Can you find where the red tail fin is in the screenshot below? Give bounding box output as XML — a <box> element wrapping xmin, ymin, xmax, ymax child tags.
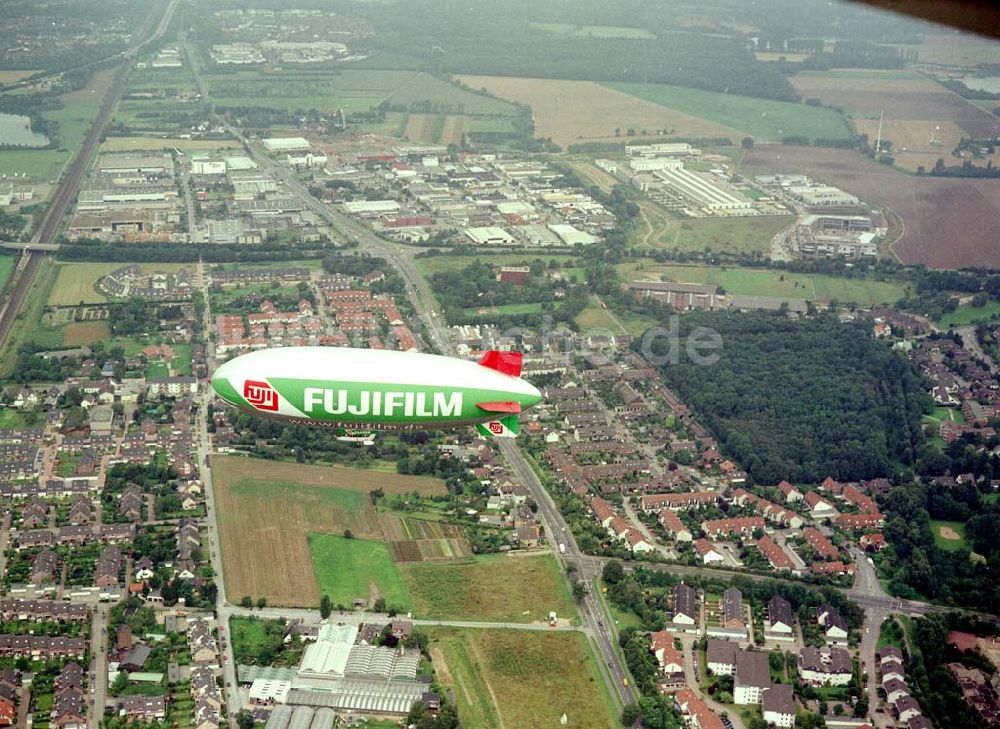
<box><xmin>478</xmin><ymin>350</ymin><xmax>522</xmax><ymax>377</ymax></box>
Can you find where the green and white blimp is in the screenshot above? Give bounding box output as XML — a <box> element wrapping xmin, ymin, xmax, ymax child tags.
<box><xmin>210</xmin><ymin>347</ymin><xmax>541</xmax><ymax>438</ymax></box>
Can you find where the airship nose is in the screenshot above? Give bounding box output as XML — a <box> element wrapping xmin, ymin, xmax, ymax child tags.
<box><xmin>210</xmin><ymin>359</ymin><xmax>237</xmax><ymax>403</ymax></box>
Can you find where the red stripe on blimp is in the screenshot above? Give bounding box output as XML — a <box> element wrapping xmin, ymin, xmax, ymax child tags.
<box><xmin>476</xmin><ymin>401</ymin><xmax>522</xmax><ymax>413</ymax></box>
<box><xmin>478</xmin><ymin>350</ymin><xmax>522</xmax><ymax>377</ymax></box>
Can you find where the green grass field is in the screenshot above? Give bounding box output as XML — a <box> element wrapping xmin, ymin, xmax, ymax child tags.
<box><xmin>0</xmin><ymin>409</ymin><xmax>45</xmax><ymax>428</ymax></box>
<box><xmin>929</xmin><ymin>519</ymin><xmax>969</xmax><ymax>552</ymax></box>
<box><xmin>309</xmin><ymin>533</ymin><xmax>410</xmax><ymax>607</ymax></box>
<box><xmin>0</xmin><ymin>257</ymin><xmax>58</xmax><ymax>376</ymax></box>
<box><xmin>428</xmin><ymin>627</ymin><xmax>618</xmax><ymax>729</ymax></box>
<box><xmin>938</xmin><ymin>300</ymin><xmax>1000</xmax><ymax>328</ymax></box>
<box><xmin>205</xmin><ymin>69</ymin><xmax>519</xmax><ymax>117</ymax></box>
<box><xmin>0</xmin><ymin>91</ymin><xmax>102</xmax><ymax>180</ymax></box>
<box><xmin>618</xmin><ymin>262</ymin><xmax>908</xmax><ymax>306</ymax></box>
<box><xmin>146</xmin><ymin>361</ymin><xmax>169</xmax><ymax>379</ymax></box>
<box><xmin>400</xmin><ymin>554</ymin><xmax>577</xmax><ymax>623</ymax></box>
<box><xmin>413</xmin><ymin>253</ymin><xmax>579</xmax><ymax>277</ymax></box>
<box><xmin>607</xmin><ymin>82</ymin><xmax>852</xmax><ymax>142</ymax></box>
<box><xmin>47</xmin><ymin>262</ymin><xmax>190</xmax><ymax>306</ymax></box>
<box><xmin>460</xmin><ymin>302</ymin><xmax>543</xmax><ymax>318</ymax></box>
<box><xmin>0</xmin><ymin>255</ymin><xmax>15</xmax><ymax>295</ymax></box>
<box><xmin>666</xmin><ymin>215</ymin><xmax>796</xmax><ymax>255</ymax></box>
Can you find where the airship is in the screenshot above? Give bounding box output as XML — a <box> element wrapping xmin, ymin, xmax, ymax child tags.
<box><xmin>210</xmin><ymin>347</ymin><xmax>541</xmax><ymax>438</ymax></box>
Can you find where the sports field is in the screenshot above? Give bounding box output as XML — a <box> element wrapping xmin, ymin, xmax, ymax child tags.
<box><xmin>212</xmin><ymin>455</ymin><xmax>445</xmax><ymax>606</ymax></box>
<box><xmin>47</xmin><ymin>262</ymin><xmax>190</xmax><ymax>306</ymax></box>
<box><xmin>457</xmin><ymin>75</ymin><xmax>737</xmax><ymax>147</ymax></box>
<box><xmin>608</xmin><ymin>81</ymin><xmax>852</xmax><ymax>142</ymax></box>
<box><xmin>309</xmin><ymin>533</ymin><xmax>410</xmax><ymax>607</ymax></box>
<box><xmin>428</xmin><ymin>627</ymin><xmax>617</xmax><ymax>729</ymax></box>
<box><xmin>929</xmin><ymin>520</ymin><xmax>969</xmax><ymax>552</ymax></box>
<box><xmin>620</xmin><ymin>262</ymin><xmax>908</xmax><ymax>306</ymax></box>
<box><xmin>400</xmin><ymin>553</ymin><xmax>576</xmax><ymax>623</ymax></box>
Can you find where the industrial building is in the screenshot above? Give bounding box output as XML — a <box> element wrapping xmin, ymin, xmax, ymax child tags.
<box><xmin>787</xmin><ymin>184</ymin><xmax>860</xmax><ymax>207</ymax></box>
<box><xmin>647</xmin><ymin>164</ymin><xmax>753</xmax><ymax>214</ymax></box>
<box><xmin>465</xmin><ymin>226</ymin><xmax>515</xmax><ymax>245</ymax></box>
<box><xmin>262</xmin><ymin>137</ymin><xmax>311</xmax><ymax>153</ymax></box>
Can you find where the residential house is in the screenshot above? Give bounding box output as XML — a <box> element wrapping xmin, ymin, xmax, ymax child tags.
<box><xmin>734</xmin><ymin>650</ymin><xmax>771</xmax><ymax>705</ymax></box>
<box><xmin>762</xmin><ymin>684</ymin><xmax>795</xmax><ymax>728</ymax></box>
<box><xmin>757</xmin><ymin>536</ymin><xmax>795</xmax><ymax>573</ymax></box>
<box><xmin>764</xmin><ymin>596</ymin><xmax>794</xmax><ymax>642</ymax></box>
<box><xmin>706</xmin><ymin>638</ymin><xmax>737</xmax><ymax>676</ymax></box>
<box><xmin>798</xmin><ymin>647</ymin><xmax>853</xmax><ymax>686</ymax></box>
<box><xmin>673</xmin><ymin>688</ymin><xmax>725</xmax><ymax>729</ymax></box>
<box><xmin>702</xmin><ymin>516</ymin><xmax>764</xmax><ymax>540</ymax></box>
<box><xmin>777</xmin><ymin>481</ymin><xmax>803</xmax><ymax>503</ymax></box>
<box><xmin>694</xmin><ymin>538</ymin><xmax>725</xmax><ymax>565</ymax></box>
<box><xmin>803</xmin><ymin>527</ymin><xmax>839</xmax><ymax>561</ymax></box>
<box><xmin>668</xmin><ymin>583</ymin><xmax>699</xmax><ymax>634</ymax></box>
<box><xmin>804</xmin><ymin>491</ymin><xmax>837</xmax><ymax>520</ymax></box>
<box><xmin>658</xmin><ymin>509</ymin><xmax>693</xmax><ymax>542</ymax></box>
<box><xmin>711</xmin><ymin>587</ymin><xmax>747</xmax><ymax>641</ymax></box>
<box><xmin>650</xmin><ymin>631</ymin><xmax>685</xmax><ymax>690</ymax></box>
<box><xmin>859</xmin><ymin>533</ymin><xmax>887</xmax><ymax>551</ymax></box>
<box><xmin>118</xmin><ymin>696</ymin><xmax>166</xmax><ymax>722</ymax></box>
<box><xmin>817</xmin><ymin>603</ymin><xmax>849</xmax><ymax>645</ymax></box>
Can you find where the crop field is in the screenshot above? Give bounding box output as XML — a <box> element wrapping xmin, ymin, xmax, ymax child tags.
<box><xmin>211</xmin><ymin>455</ymin><xmax>445</xmax><ymax>606</ymax></box>
<box><xmin>61</xmin><ymin>322</ymin><xmax>110</xmax><ymax>347</ymax></box>
<box><xmin>528</xmin><ymin>22</ymin><xmax>656</xmax><ymax>39</ymax></box>
<box><xmin>428</xmin><ymin>628</ymin><xmax>617</xmax><ymax>729</ymax></box>
<box><xmin>608</xmin><ymin>81</ymin><xmax>852</xmax><ymax>142</ymax></box>
<box><xmin>309</xmin><ymin>533</ymin><xmax>410</xmax><ymax>607</ymax></box>
<box><xmin>47</xmin><ymin>262</ymin><xmax>190</xmax><ymax>306</ymax></box>
<box><xmin>379</xmin><ymin>513</ymin><xmax>471</xmax><ymax>563</ymax></box>
<box><xmin>741</xmin><ymin>145</ymin><xmax>1000</xmax><ymax>269</ymax></box>
<box><xmin>620</xmin><ymin>262</ymin><xmax>908</xmax><ymax>306</ymax></box>
<box><xmin>400</xmin><ymin>553</ymin><xmax>576</xmax><ymax>623</ymax></box>
<box><xmin>439</xmin><ymin>115</ymin><xmax>465</xmax><ymax>146</ymax></box>
<box><xmin>788</xmin><ymin>70</ymin><xmax>1000</xmax><ymax>170</ymax></box>
<box><xmin>890</xmin><ymin>33</ymin><xmax>1000</xmax><ymax>67</ymax></box>
<box><xmin>402</xmin><ymin>113</ymin><xmax>442</xmax><ymax>144</ymax></box>
<box><xmin>0</xmin><ymin>70</ymin><xmax>40</xmax><ymax>84</ymax></box>
<box><xmin>100</xmin><ymin>137</ymin><xmax>241</xmax><ymax>152</ymax></box>
<box><xmin>457</xmin><ymin>75</ymin><xmax>737</xmax><ymax>147</ymax></box>
<box><xmin>205</xmin><ymin>70</ymin><xmax>518</xmax><ymax>118</ymax></box>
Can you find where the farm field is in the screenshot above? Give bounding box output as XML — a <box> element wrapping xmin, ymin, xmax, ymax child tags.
<box><xmin>309</xmin><ymin>533</ymin><xmax>410</xmax><ymax>607</ymax></box>
<box><xmin>47</xmin><ymin>262</ymin><xmax>190</xmax><ymax>306</ymax></box>
<box><xmin>211</xmin><ymin>455</ymin><xmax>445</xmax><ymax>606</ymax></box>
<box><xmin>930</xmin><ymin>519</ymin><xmax>969</xmax><ymax>552</ymax></box>
<box><xmin>608</xmin><ymin>81</ymin><xmax>852</xmax><ymax>142</ymax></box>
<box><xmin>890</xmin><ymin>33</ymin><xmax>1000</xmax><ymax>67</ymax></box>
<box><xmin>938</xmin><ymin>300</ymin><xmax>1000</xmax><ymax>327</ymax></box>
<box><xmin>427</xmin><ymin>627</ymin><xmax>617</xmax><ymax>729</ymax></box>
<box><xmin>741</xmin><ymin>145</ymin><xmax>1000</xmax><ymax>269</ymax></box>
<box><xmin>620</xmin><ymin>262</ymin><xmax>909</xmax><ymax>306</ymax></box>
<box><xmin>456</xmin><ymin>75</ymin><xmax>738</xmax><ymax>148</ymax></box>
<box><xmin>529</xmin><ymin>22</ymin><xmax>655</xmax><ymax>39</ymax></box>
<box><xmin>205</xmin><ymin>70</ymin><xmax>518</xmax><ymax>117</ymax></box>
<box><xmin>378</xmin><ymin>513</ymin><xmax>471</xmax><ymax>563</ymax></box>
<box><xmin>100</xmin><ymin>137</ymin><xmax>241</xmax><ymax>152</ymax></box>
<box><xmin>400</xmin><ymin>553</ymin><xmax>576</xmax><ymax>623</ymax></box>
<box><xmin>788</xmin><ymin>69</ymin><xmax>1000</xmax><ymax>171</ymax></box>
<box><xmin>61</xmin><ymin>322</ymin><xmax>110</xmax><ymax>347</ymax></box>
<box><xmin>0</xmin><ymin>70</ymin><xmax>40</xmax><ymax>84</ymax></box>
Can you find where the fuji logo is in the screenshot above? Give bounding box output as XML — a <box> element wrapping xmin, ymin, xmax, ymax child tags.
<box><xmin>488</xmin><ymin>421</ymin><xmax>504</xmax><ymax>435</ymax></box>
<box><xmin>244</xmin><ymin>379</ymin><xmax>279</xmax><ymax>411</ymax></box>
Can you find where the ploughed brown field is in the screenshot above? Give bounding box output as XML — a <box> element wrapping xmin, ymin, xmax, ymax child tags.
<box><xmin>211</xmin><ymin>455</ymin><xmax>446</xmax><ymax>606</ymax></box>
<box><xmin>456</xmin><ymin>75</ymin><xmax>738</xmax><ymax>147</ymax></box>
<box><xmin>742</xmin><ymin>146</ymin><xmax>1000</xmax><ymax>269</ymax></box>
<box><xmin>789</xmin><ymin>73</ymin><xmax>1000</xmax><ymax>172</ymax></box>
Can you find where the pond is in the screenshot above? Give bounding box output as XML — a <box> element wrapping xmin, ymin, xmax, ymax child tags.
<box><xmin>961</xmin><ymin>76</ymin><xmax>1000</xmax><ymax>95</ymax></box>
<box><xmin>0</xmin><ymin>112</ymin><xmax>49</xmax><ymax>147</ymax></box>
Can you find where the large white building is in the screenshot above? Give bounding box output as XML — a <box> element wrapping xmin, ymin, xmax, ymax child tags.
<box><xmin>465</xmin><ymin>226</ymin><xmax>514</xmax><ymax>245</ymax></box>
<box><xmin>262</xmin><ymin>137</ymin><xmax>311</xmax><ymax>153</ymax></box>
<box><xmin>734</xmin><ymin>650</ymin><xmax>771</xmax><ymax>705</ymax></box>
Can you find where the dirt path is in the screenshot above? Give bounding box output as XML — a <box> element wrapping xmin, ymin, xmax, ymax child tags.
<box><xmin>468</xmin><ymin>637</ymin><xmax>507</xmax><ymax>729</ymax></box>
<box><xmin>429</xmin><ymin>646</ymin><xmax>478</xmax><ymax>718</ymax></box>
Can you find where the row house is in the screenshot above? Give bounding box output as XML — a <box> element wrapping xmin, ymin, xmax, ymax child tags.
<box><xmin>30</xmin><ymin>549</ymin><xmax>59</xmax><ymax>585</ymax></box>
<box><xmin>837</xmin><ymin>512</ymin><xmax>884</xmax><ymax>530</ymax></box>
<box><xmin>706</xmin><ymin>587</ymin><xmax>748</xmax><ymax>641</ymax></box>
<box><xmin>674</xmin><ymin>688</ymin><xmax>725</xmax><ymax>729</ymax></box>
<box><xmin>94</xmin><ymin>546</ymin><xmax>122</xmax><ymax>588</ymax></box>
<box><xmin>640</xmin><ymin>491</ymin><xmax>715</xmax><ymax>513</ymax></box>
<box><xmin>803</xmin><ymin>528</ymin><xmax>839</xmax><ymax>561</ymax></box>
<box><xmin>658</xmin><ymin>509</ymin><xmax>692</xmax><ymax>542</ymax></box>
<box><xmin>649</xmin><ymin>631</ymin><xmax>685</xmax><ymax>691</ymax></box>
<box><xmin>702</xmin><ymin>516</ymin><xmax>765</xmax><ymax>540</ymax></box>
<box><xmin>757</xmin><ymin>536</ymin><xmax>796</xmax><ymax>573</ymax></box>
<box><xmin>730</xmin><ymin>489</ymin><xmax>803</xmax><ymax>528</ymax></box>
<box><xmin>0</xmin><ymin>635</ymin><xmax>86</xmax><ymax>660</ymax></box>
<box><xmin>777</xmin><ymin>480</ymin><xmax>803</xmax><ymax>503</ymax></box>
<box><xmin>0</xmin><ymin>599</ymin><xmax>87</xmax><ymax>623</ymax></box>
<box><xmin>53</xmin><ymin>663</ymin><xmax>85</xmax><ymax>729</ymax></box>
<box><xmin>694</xmin><ymin>538</ymin><xmax>724</xmax><ymax>565</ymax></box>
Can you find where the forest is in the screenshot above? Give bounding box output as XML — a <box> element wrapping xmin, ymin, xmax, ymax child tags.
<box><xmin>651</xmin><ymin>311</ymin><xmax>929</xmax><ymax>484</ymax></box>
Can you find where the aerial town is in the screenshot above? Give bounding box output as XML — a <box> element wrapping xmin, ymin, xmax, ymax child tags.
<box><xmin>2</xmin><ymin>1</ymin><xmax>1000</xmax><ymax>728</ymax></box>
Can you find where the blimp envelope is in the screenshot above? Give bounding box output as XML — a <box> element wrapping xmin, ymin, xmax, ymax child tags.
<box><xmin>211</xmin><ymin>347</ymin><xmax>541</xmax><ymax>436</ymax></box>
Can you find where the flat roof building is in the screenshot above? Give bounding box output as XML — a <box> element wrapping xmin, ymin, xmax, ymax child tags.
<box><xmin>262</xmin><ymin>137</ymin><xmax>311</xmax><ymax>153</ymax></box>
